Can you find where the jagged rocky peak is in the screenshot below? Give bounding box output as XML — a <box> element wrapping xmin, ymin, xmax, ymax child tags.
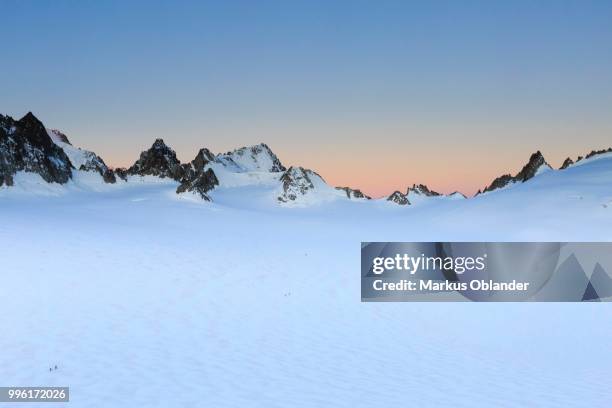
<box><xmin>218</xmin><ymin>143</ymin><xmax>286</xmax><ymax>172</ymax></box>
<box><xmin>176</xmin><ymin>168</ymin><xmax>219</xmax><ymax>201</ymax></box>
<box><xmin>176</xmin><ymin>148</ymin><xmax>220</xmax><ymax>200</ymax></box>
<box><xmin>482</xmin><ymin>151</ymin><xmax>551</xmax><ymax>194</ymax></box>
<box><xmin>387</xmin><ymin>191</ymin><xmax>410</xmax><ymax>205</ymax></box>
<box><xmin>335</xmin><ymin>186</ymin><xmax>371</xmax><ymax>200</ymax></box>
<box><xmin>560</xmin><ymin>157</ymin><xmax>574</xmax><ymax>170</ymax></box>
<box><xmin>48</xmin><ymin>128</ymin><xmax>116</xmax><ymax>183</ymax></box>
<box><xmin>407</xmin><ymin>183</ymin><xmax>441</xmax><ymax>197</ymax></box>
<box><xmin>0</xmin><ymin>112</ymin><xmax>73</xmax><ymax>186</ymax></box>
<box><xmin>178</xmin><ymin>147</ymin><xmax>216</xmax><ymax>183</ymax></box>
<box><xmin>278</xmin><ymin>166</ymin><xmax>322</xmax><ymax>202</ymax></box>
<box><xmin>514</xmin><ymin>151</ymin><xmax>550</xmax><ymax>182</ymax></box>
<box><xmin>128</xmin><ymin>138</ymin><xmax>185</xmax><ymax>181</ymax></box>
<box><xmin>192</xmin><ymin>148</ymin><xmax>216</xmax><ymax>170</ymax></box>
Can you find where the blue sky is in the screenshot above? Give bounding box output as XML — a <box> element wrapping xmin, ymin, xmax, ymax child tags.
<box><xmin>2</xmin><ymin>0</ymin><xmax>612</xmax><ymax>195</ymax></box>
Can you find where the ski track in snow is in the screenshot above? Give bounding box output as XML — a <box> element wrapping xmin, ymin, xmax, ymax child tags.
<box><xmin>1</xmin><ymin>156</ymin><xmax>612</xmax><ymax>407</ymax></box>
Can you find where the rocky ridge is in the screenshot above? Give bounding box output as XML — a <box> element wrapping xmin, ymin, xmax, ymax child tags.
<box><xmin>176</xmin><ymin>148</ymin><xmax>219</xmax><ymax>200</ymax></box>
<box><xmin>335</xmin><ymin>186</ymin><xmax>371</xmax><ymax>200</ymax></box>
<box><xmin>5</xmin><ymin>112</ymin><xmax>612</xmax><ymax>206</ymax></box>
<box><xmin>560</xmin><ymin>148</ymin><xmax>612</xmax><ymax>170</ymax></box>
<box><xmin>387</xmin><ymin>191</ymin><xmax>410</xmax><ymax>205</ymax></box>
<box><xmin>480</xmin><ymin>151</ymin><xmax>551</xmax><ymax>194</ymax></box>
<box><xmin>48</xmin><ymin>129</ymin><xmax>116</xmax><ymax>183</ymax></box>
<box><xmin>0</xmin><ymin>112</ymin><xmax>73</xmax><ymax>186</ymax></box>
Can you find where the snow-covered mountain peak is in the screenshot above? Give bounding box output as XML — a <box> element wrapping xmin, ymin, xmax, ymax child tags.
<box><xmin>407</xmin><ymin>183</ymin><xmax>441</xmax><ymax>197</ymax></box>
<box><xmin>217</xmin><ymin>143</ymin><xmax>286</xmax><ymax>173</ymax></box>
<box><xmin>277</xmin><ymin>166</ymin><xmax>325</xmax><ymax>203</ymax></box>
<box><xmin>6</xmin><ymin>112</ymin><xmax>612</xmax><ymax>213</ymax></box>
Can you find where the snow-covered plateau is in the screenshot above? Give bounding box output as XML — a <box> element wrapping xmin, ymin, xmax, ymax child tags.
<box><xmin>1</xmin><ymin>113</ymin><xmax>611</xmax><ymax>407</ymax></box>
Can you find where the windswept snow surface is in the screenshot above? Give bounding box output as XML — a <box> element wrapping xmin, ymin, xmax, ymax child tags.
<box><xmin>1</xmin><ymin>154</ymin><xmax>612</xmax><ymax>407</ymax></box>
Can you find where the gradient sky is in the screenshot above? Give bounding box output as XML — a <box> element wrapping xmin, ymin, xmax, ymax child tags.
<box><xmin>2</xmin><ymin>0</ymin><xmax>612</xmax><ymax>197</ymax></box>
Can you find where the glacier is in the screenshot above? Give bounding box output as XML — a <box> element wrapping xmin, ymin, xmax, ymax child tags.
<box><xmin>1</xmin><ymin>138</ymin><xmax>612</xmax><ymax>407</ymax></box>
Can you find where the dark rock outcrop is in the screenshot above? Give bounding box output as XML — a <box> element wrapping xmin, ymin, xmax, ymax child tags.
<box><xmin>113</xmin><ymin>167</ymin><xmax>128</xmax><ymax>181</ymax></box>
<box><xmin>128</xmin><ymin>139</ymin><xmax>184</xmax><ymax>181</ymax></box>
<box><xmin>180</xmin><ymin>147</ymin><xmax>216</xmax><ymax>182</ymax></box>
<box><xmin>560</xmin><ymin>157</ymin><xmax>574</xmax><ymax>170</ymax></box>
<box><xmin>102</xmin><ymin>170</ymin><xmax>116</xmax><ymax>183</ymax></box>
<box><xmin>482</xmin><ymin>174</ymin><xmax>514</xmax><ymax>194</ymax></box>
<box><xmin>192</xmin><ymin>148</ymin><xmax>215</xmax><ymax>169</ymax></box>
<box><xmin>0</xmin><ymin>112</ymin><xmax>73</xmax><ymax>186</ymax></box>
<box><xmin>387</xmin><ymin>191</ymin><xmax>410</xmax><ymax>205</ymax></box>
<box><xmin>176</xmin><ymin>168</ymin><xmax>218</xmax><ymax>200</ymax></box>
<box><xmin>278</xmin><ymin>166</ymin><xmax>321</xmax><ymax>202</ymax></box>
<box><xmin>335</xmin><ymin>186</ymin><xmax>371</xmax><ymax>200</ymax></box>
<box><xmin>481</xmin><ymin>151</ymin><xmax>551</xmax><ymax>194</ymax></box>
<box><xmin>515</xmin><ymin>151</ymin><xmax>549</xmax><ymax>182</ymax></box>
<box><xmin>176</xmin><ymin>148</ymin><xmax>219</xmax><ymax>200</ymax></box>
<box><xmin>407</xmin><ymin>183</ymin><xmax>441</xmax><ymax>197</ymax></box>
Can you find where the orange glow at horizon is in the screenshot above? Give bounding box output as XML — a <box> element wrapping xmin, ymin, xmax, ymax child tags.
<box><xmin>93</xmin><ymin>121</ymin><xmax>609</xmax><ymax>200</ymax></box>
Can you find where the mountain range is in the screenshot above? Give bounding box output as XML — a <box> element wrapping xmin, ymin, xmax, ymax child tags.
<box><xmin>1</xmin><ymin>112</ymin><xmax>611</xmax><ymax>206</ymax></box>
